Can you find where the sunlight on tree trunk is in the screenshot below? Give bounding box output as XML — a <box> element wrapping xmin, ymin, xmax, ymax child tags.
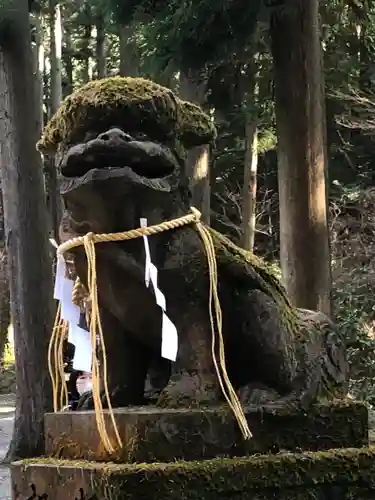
<box><xmin>270</xmin><ymin>0</ymin><xmax>331</xmax><ymax>316</ymax></box>
<box><xmin>0</xmin><ymin>189</ymin><xmax>10</xmax><ymax>365</ymax></box>
<box><xmin>186</xmin><ymin>145</ymin><xmax>211</xmax><ymax>224</ymax></box>
<box><xmin>48</xmin><ymin>0</ymin><xmax>62</xmax><ymax>240</ymax></box>
<box><xmin>241</xmin><ymin>122</ymin><xmax>258</xmax><ymax>252</ymax></box>
<box><xmin>0</xmin><ymin>0</ymin><xmax>54</xmax><ymax>460</ymax></box>
<box><xmin>179</xmin><ymin>70</ymin><xmax>211</xmax><ymax>224</ymax></box>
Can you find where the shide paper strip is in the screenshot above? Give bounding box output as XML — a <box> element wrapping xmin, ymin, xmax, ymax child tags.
<box><xmin>53</xmin><ymin>249</ymin><xmax>92</xmax><ymax>373</ymax></box>
<box><xmin>140</xmin><ymin>218</ymin><xmax>178</xmax><ymax>361</ymax></box>
<box><xmin>69</xmin><ymin>323</ymin><xmax>92</xmax><ymax>373</ymax></box>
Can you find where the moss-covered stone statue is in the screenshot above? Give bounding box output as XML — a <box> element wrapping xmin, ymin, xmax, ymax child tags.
<box><xmin>39</xmin><ymin>76</ymin><xmax>349</xmax><ymax>412</ymax></box>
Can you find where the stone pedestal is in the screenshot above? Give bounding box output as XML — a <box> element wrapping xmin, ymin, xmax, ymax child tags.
<box><xmin>10</xmin><ymin>400</ymin><xmax>374</xmax><ymax>499</ymax></box>
<box><xmin>43</xmin><ymin>400</ymin><xmax>368</xmax><ymax>462</ymax></box>
<box><xmin>11</xmin><ymin>447</ymin><xmax>375</xmax><ymax>500</ymax></box>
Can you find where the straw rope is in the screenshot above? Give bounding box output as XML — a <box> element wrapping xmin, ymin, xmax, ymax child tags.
<box><xmin>48</xmin><ymin>207</ymin><xmax>251</xmax><ymax>453</ymax></box>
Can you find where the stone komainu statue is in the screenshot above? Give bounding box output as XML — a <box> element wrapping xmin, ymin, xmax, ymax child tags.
<box><xmin>38</xmin><ymin>77</ymin><xmax>349</xmax><ymax>411</ymax></box>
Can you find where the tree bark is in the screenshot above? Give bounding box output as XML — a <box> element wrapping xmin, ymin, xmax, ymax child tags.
<box><xmin>0</xmin><ymin>189</ymin><xmax>10</xmax><ymax>365</ymax></box>
<box><xmin>186</xmin><ymin>144</ymin><xmax>211</xmax><ymax>224</ymax></box>
<box><xmin>49</xmin><ymin>0</ymin><xmax>62</xmax><ymax>113</ymax></box>
<box><xmin>31</xmin><ymin>14</ymin><xmax>44</xmax><ymax>136</ymax></box>
<box><xmin>119</xmin><ymin>24</ymin><xmax>139</xmax><ymax>77</ymax></box>
<box><xmin>241</xmin><ymin>122</ymin><xmax>258</xmax><ymax>252</ymax></box>
<box><xmin>45</xmin><ymin>154</ymin><xmax>61</xmax><ymax>241</ymax></box>
<box><xmin>0</xmin><ymin>0</ymin><xmax>54</xmax><ymax>460</ymax></box>
<box><xmin>95</xmin><ymin>14</ymin><xmax>106</xmax><ymax>78</ymax></box>
<box><xmin>63</xmin><ymin>24</ymin><xmax>73</xmax><ymax>96</ymax></box>
<box><xmin>179</xmin><ymin>70</ymin><xmax>211</xmax><ymax>224</ymax></box>
<box><xmin>81</xmin><ymin>10</ymin><xmax>92</xmax><ymax>84</ymax></box>
<box><xmin>270</xmin><ymin>0</ymin><xmax>331</xmax><ymax>315</ymax></box>
<box><xmin>47</xmin><ymin>0</ymin><xmax>62</xmax><ymax>238</ymax></box>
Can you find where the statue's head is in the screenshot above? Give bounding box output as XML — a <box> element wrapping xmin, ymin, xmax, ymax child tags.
<box><xmin>39</xmin><ymin>77</ymin><xmax>216</xmax><ymax>233</ymax></box>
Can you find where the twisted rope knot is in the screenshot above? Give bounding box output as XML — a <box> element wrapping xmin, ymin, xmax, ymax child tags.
<box><xmin>72</xmin><ymin>277</ymin><xmax>87</xmax><ymax>308</ymax></box>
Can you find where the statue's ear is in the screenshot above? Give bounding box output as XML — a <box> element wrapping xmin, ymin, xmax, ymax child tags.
<box><xmin>178</xmin><ymin>100</ymin><xmax>217</xmax><ymax>149</ymax></box>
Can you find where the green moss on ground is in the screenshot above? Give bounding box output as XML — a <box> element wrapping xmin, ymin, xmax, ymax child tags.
<box><xmin>38</xmin><ymin>77</ymin><xmax>216</xmax><ymax>154</ymax></box>
<box><xmin>16</xmin><ymin>446</ymin><xmax>375</xmax><ymax>499</ymax></box>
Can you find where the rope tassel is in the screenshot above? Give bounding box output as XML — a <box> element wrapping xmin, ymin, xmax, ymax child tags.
<box><xmin>49</xmin><ymin>207</ymin><xmax>251</xmax><ymax>454</ymax></box>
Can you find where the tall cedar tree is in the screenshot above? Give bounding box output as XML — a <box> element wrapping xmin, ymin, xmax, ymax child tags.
<box><xmin>270</xmin><ymin>0</ymin><xmax>332</xmax><ymax>315</ymax></box>
<box><xmin>0</xmin><ymin>0</ymin><xmax>54</xmax><ymax>460</ymax></box>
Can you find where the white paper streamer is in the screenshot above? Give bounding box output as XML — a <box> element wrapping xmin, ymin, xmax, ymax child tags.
<box><xmin>140</xmin><ymin>218</ymin><xmax>178</xmax><ymax>361</ymax></box>
<box><xmin>54</xmin><ymin>253</ymin><xmax>92</xmax><ymax>373</ymax></box>
<box><xmin>53</xmin><ymin>255</ymin><xmax>66</xmax><ymax>300</ymax></box>
<box><xmin>69</xmin><ymin>323</ymin><xmax>92</xmax><ymax>373</ymax></box>
<box><xmin>60</xmin><ymin>279</ymin><xmax>81</xmax><ymax>325</ymax></box>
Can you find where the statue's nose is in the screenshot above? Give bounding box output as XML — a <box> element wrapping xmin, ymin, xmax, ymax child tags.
<box><xmin>98</xmin><ymin>128</ymin><xmax>133</xmax><ymax>142</ymax></box>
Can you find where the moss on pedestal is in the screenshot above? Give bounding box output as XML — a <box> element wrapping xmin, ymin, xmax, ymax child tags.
<box><xmin>93</xmin><ymin>447</ymin><xmax>375</xmax><ymax>499</ymax></box>
<box><xmin>13</xmin><ymin>446</ymin><xmax>375</xmax><ymax>500</ymax></box>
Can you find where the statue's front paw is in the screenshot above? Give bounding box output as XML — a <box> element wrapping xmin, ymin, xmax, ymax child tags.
<box><xmin>238</xmin><ymin>383</ymin><xmax>280</xmax><ymax>406</ymax></box>
<box><xmin>157</xmin><ymin>373</ymin><xmax>221</xmax><ymax>408</ymax></box>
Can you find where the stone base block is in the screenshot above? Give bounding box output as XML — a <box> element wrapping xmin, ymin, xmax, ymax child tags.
<box><xmin>45</xmin><ymin>399</ymin><xmax>368</xmax><ymax>462</ymax></box>
<box><xmin>11</xmin><ymin>446</ymin><xmax>375</xmax><ymax>500</ymax></box>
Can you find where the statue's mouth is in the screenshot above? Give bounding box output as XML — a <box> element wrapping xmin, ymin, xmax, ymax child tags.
<box><xmin>59</xmin><ymin>130</ymin><xmax>180</xmax><ymax>195</ymax></box>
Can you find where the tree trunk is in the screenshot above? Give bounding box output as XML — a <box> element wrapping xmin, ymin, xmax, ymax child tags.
<box><xmin>0</xmin><ymin>189</ymin><xmax>10</xmax><ymax>365</ymax></box>
<box><xmin>48</xmin><ymin>0</ymin><xmax>62</xmax><ymax>238</ymax></box>
<box><xmin>350</xmin><ymin>2</ymin><xmax>371</xmax><ymax>91</ymax></box>
<box><xmin>186</xmin><ymin>145</ymin><xmax>211</xmax><ymax>224</ymax></box>
<box><xmin>0</xmin><ymin>0</ymin><xmax>54</xmax><ymax>460</ymax></box>
<box><xmin>270</xmin><ymin>0</ymin><xmax>331</xmax><ymax>315</ymax></box>
<box><xmin>179</xmin><ymin>70</ymin><xmax>211</xmax><ymax>224</ymax></box>
<box><xmin>95</xmin><ymin>14</ymin><xmax>106</xmax><ymax>78</ymax></box>
<box><xmin>49</xmin><ymin>0</ymin><xmax>62</xmax><ymax>113</ymax></box>
<box><xmin>45</xmin><ymin>154</ymin><xmax>61</xmax><ymax>241</ymax></box>
<box><xmin>42</xmin><ymin>39</ymin><xmax>50</xmax><ymax>121</ymax></box>
<box><xmin>63</xmin><ymin>25</ymin><xmax>73</xmax><ymax>96</ymax></box>
<box><xmin>241</xmin><ymin>122</ymin><xmax>258</xmax><ymax>252</ymax></box>
<box><xmin>82</xmin><ymin>19</ymin><xmax>91</xmax><ymax>83</ymax></box>
<box><xmin>32</xmin><ymin>14</ymin><xmax>44</xmax><ymax>136</ymax></box>
<box><xmin>119</xmin><ymin>24</ymin><xmax>139</xmax><ymax>76</ymax></box>
<box><xmin>320</xmin><ymin>25</ymin><xmax>333</xmax><ymax>315</ymax></box>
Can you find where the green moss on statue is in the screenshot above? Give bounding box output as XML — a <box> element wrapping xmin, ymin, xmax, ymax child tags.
<box><xmin>38</xmin><ymin>77</ymin><xmax>216</xmax><ymax>154</ymax></box>
<box><xmin>208</xmin><ymin>228</ymin><xmax>298</xmax><ymax>331</ymax></box>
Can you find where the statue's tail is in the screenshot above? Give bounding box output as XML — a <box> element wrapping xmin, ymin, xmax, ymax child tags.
<box><xmin>321</xmin><ymin>322</ymin><xmax>350</xmax><ymax>398</ymax></box>
<box><xmin>298</xmin><ymin>309</ymin><xmax>350</xmax><ymax>400</ymax></box>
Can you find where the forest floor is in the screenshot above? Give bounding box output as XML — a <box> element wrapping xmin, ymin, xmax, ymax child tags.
<box><xmin>0</xmin><ymin>394</ymin><xmax>15</xmax><ymax>500</ymax></box>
